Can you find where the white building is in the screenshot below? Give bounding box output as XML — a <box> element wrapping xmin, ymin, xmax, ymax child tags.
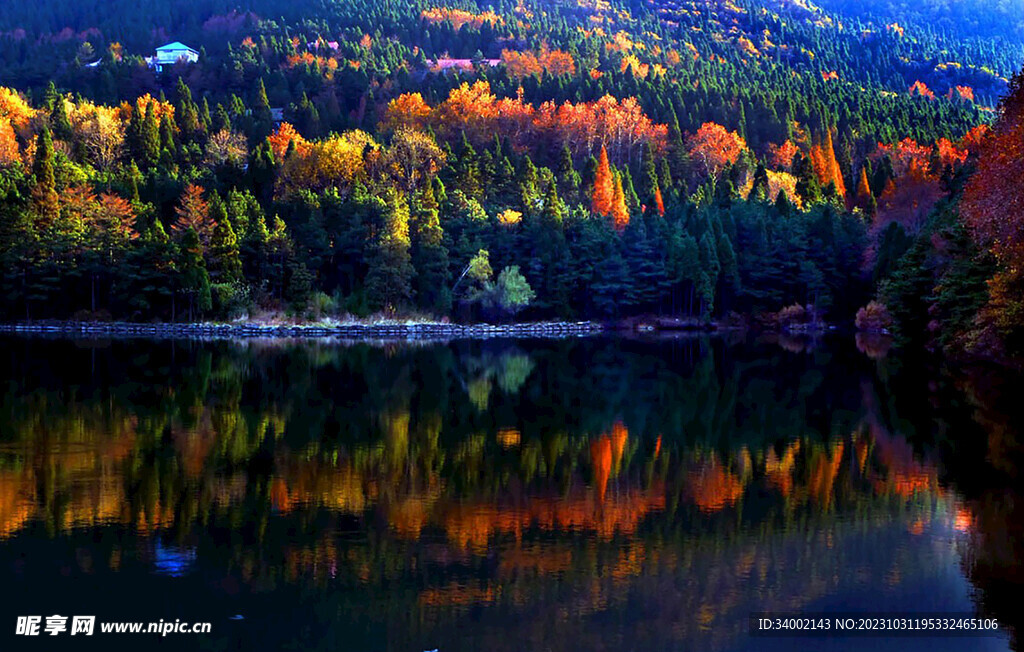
<box><xmin>147</xmin><ymin>42</ymin><xmax>199</xmax><ymax>72</ymax></box>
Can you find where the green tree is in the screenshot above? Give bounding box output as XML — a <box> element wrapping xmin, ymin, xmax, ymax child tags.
<box><xmin>365</xmin><ymin>190</ymin><xmax>414</xmax><ymax>312</ymax></box>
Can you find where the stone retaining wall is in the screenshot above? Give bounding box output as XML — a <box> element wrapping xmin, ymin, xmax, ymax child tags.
<box><xmin>0</xmin><ymin>321</ymin><xmax>603</xmax><ymax>340</ymax></box>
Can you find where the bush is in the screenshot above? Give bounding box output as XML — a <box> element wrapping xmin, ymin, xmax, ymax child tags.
<box><xmin>855</xmin><ymin>301</ymin><xmax>893</xmax><ymax>332</ymax></box>
<box><xmin>211</xmin><ymin>282</ymin><xmax>252</xmax><ymax>320</ymax></box>
<box><xmin>774</xmin><ymin>304</ymin><xmax>809</xmax><ymax>329</ymax></box>
<box><xmin>307</xmin><ymin>291</ymin><xmax>338</xmax><ymax>319</ymax></box>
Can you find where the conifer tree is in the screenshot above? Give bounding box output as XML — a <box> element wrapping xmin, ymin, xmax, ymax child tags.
<box><xmin>411</xmin><ymin>183</ymin><xmax>451</xmax><ymax>314</ymax></box>
<box><xmin>610</xmin><ymin>172</ymin><xmax>629</xmax><ymax>231</ymax></box>
<box><xmin>366</xmin><ymin>190</ymin><xmax>414</xmax><ymax>312</ymax></box>
<box><xmin>591</xmin><ymin>144</ymin><xmax>614</xmax><ymax>216</ymax></box>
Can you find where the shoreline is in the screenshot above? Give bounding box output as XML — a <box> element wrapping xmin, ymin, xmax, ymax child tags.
<box><xmin>0</xmin><ymin>320</ymin><xmax>605</xmax><ymax>340</ymax></box>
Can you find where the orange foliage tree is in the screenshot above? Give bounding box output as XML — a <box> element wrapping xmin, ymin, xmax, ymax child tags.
<box><xmin>384</xmin><ymin>81</ymin><xmax>666</xmax><ymax>164</ymax></box>
<box><xmin>909</xmin><ymin>80</ymin><xmax>936</xmax><ymax>99</ymax></box>
<box><xmin>267</xmin><ymin>122</ymin><xmax>310</xmax><ymax>161</ymax></box>
<box><xmin>173</xmin><ymin>184</ymin><xmax>215</xmax><ymax>246</ymax></box>
<box><xmin>768</xmin><ymin>139</ymin><xmax>799</xmax><ymax>171</ymax></box>
<box><xmin>809</xmin><ymin>129</ymin><xmax>846</xmax><ymax>199</ymax></box>
<box><xmin>380</xmin><ymin>92</ymin><xmax>432</xmax><ymax>133</ymax></box>
<box><xmin>685</xmin><ymin>122</ymin><xmax>745</xmax><ymax>179</ymax></box>
<box><xmin>609</xmin><ymin>172</ymin><xmax>629</xmax><ymax>230</ymax></box>
<box><xmin>591</xmin><ymin>145</ymin><xmax>614</xmax><ymax>216</ymax></box>
<box><xmin>501</xmin><ymin>46</ymin><xmax>576</xmax><ymax>79</ymax></box>
<box><xmin>421</xmin><ymin>7</ymin><xmax>502</xmax><ymax>29</ymax></box>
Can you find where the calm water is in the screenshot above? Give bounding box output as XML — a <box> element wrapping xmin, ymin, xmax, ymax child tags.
<box><xmin>0</xmin><ymin>334</ymin><xmax>1022</xmax><ymax>651</ymax></box>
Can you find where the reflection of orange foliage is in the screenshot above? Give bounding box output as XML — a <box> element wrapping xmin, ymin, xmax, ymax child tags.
<box><xmin>807</xmin><ymin>442</ymin><xmax>844</xmax><ymax>508</ymax></box>
<box><xmin>610</xmin><ymin>421</ymin><xmax>628</xmax><ymax>472</ymax></box>
<box><xmin>420</xmin><ymin>584</ymin><xmax>496</xmax><ymax>607</ymax></box>
<box><xmin>439</xmin><ymin>486</ymin><xmax>665</xmax><ymax>552</ymax></box>
<box><xmin>284</xmin><ymin>538</ymin><xmax>339</xmax><ymax>582</ymax></box>
<box><xmin>496</xmin><ymin>428</ymin><xmax>521</xmax><ymax>448</ymax></box>
<box><xmin>764</xmin><ymin>441</ymin><xmax>800</xmax><ymax>496</ymax></box>
<box><xmin>172</xmin><ymin>424</ymin><xmax>217</xmax><ymax>477</ymax></box>
<box><xmin>591</xmin><ymin>436</ymin><xmax>612</xmax><ymax>502</ymax></box>
<box><xmin>685</xmin><ymin>457</ymin><xmax>745</xmax><ymax>512</ymax></box>
<box><xmin>270</xmin><ymin>477</ymin><xmax>291</xmax><ymax>511</ymax></box>
<box><xmin>954</xmin><ymin>508</ymin><xmax>974</xmax><ymax>533</ymax></box>
<box><xmin>867</xmin><ymin>421</ymin><xmax>938</xmax><ymax>498</ymax></box>
<box><xmin>271</xmin><ymin>462</ymin><xmax>368</xmax><ymax>515</ymax></box>
<box><xmin>856</xmin><ymin>332</ymin><xmax>893</xmax><ymax>359</ymax></box>
<box><xmin>0</xmin><ymin>473</ymin><xmax>35</xmax><ymax>539</ymax></box>
<box><xmin>388</xmin><ymin>496</ymin><xmax>433</xmax><ymax>538</ymax></box>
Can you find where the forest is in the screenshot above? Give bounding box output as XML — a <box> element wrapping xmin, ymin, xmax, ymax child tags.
<box><xmin>0</xmin><ymin>0</ymin><xmax>1023</xmax><ymax>357</ymax></box>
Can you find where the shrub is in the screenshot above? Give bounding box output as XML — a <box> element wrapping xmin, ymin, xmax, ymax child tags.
<box><xmin>855</xmin><ymin>301</ymin><xmax>893</xmax><ymax>332</ymax></box>
<box><xmin>775</xmin><ymin>303</ymin><xmax>809</xmax><ymax>329</ymax></box>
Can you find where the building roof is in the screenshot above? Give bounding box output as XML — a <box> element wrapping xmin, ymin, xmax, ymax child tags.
<box><xmin>156</xmin><ymin>42</ymin><xmax>198</xmax><ymax>53</ymax></box>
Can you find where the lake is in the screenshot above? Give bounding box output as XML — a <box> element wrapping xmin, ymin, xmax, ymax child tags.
<box><xmin>0</xmin><ymin>333</ymin><xmax>1021</xmax><ymax>651</ymax></box>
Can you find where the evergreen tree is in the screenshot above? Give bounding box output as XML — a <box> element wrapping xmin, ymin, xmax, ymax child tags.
<box><xmin>411</xmin><ymin>183</ymin><xmax>451</xmax><ymax>314</ymax></box>
<box><xmin>208</xmin><ymin>197</ymin><xmax>242</xmax><ymax>284</ymax></box>
<box><xmin>178</xmin><ymin>226</ymin><xmax>212</xmax><ymax>321</ymax></box>
<box><xmin>365</xmin><ymin>190</ymin><xmax>414</xmax><ymax>312</ymax></box>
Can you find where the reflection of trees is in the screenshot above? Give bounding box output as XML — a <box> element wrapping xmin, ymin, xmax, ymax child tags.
<box><xmin>948</xmin><ymin>367</ymin><xmax>1024</xmax><ymax>649</ymax></box>
<box><xmin>0</xmin><ymin>335</ymin><xmax>1017</xmax><ymax>651</ymax></box>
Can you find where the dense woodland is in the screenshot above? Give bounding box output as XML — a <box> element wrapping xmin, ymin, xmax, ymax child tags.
<box><xmin>0</xmin><ymin>0</ymin><xmax>1023</xmax><ymax>356</ymax></box>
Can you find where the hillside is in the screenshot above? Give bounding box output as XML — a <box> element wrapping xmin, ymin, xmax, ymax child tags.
<box><xmin>0</xmin><ymin>0</ymin><xmax>1022</xmax><ymax>356</ymax></box>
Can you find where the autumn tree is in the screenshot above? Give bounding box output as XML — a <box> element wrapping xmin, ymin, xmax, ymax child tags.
<box><xmin>173</xmin><ymin>184</ymin><xmax>215</xmax><ymax>247</ymax></box>
<box><xmin>610</xmin><ymin>172</ymin><xmax>629</xmax><ymax>231</ymax></box>
<box><xmin>591</xmin><ymin>145</ymin><xmax>614</xmax><ymax>216</ymax></box>
<box><xmin>686</xmin><ymin>122</ymin><xmax>745</xmax><ymax>181</ymax></box>
<box><xmin>961</xmin><ymin>73</ymin><xmax>1024</xmax><ymax>353</ymax></box>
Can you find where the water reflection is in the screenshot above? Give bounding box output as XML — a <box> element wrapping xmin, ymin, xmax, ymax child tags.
<box><xmin>0</xmin><ymin>335</ymin><xmax>1020</xmax><ymax>651</ymax></box>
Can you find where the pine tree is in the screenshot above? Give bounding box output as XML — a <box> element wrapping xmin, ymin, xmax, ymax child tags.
<box><xmin>32</xmin><ymin>127</ymin><xmax>56</xmax><ymax>192</ymax></box>
<box><xmin>208</xmin><ymin>197</ymin><xmax>242</xmax><ymax>284</ymax></box>
<box><xmin>49</xmin><ymin>93</ymin><xmax>73</xmax><ymax>141</ymax></box>
<box><xmin>639</xmin><ymin>141</ymin><xmax>659</xmax><ymax>204</ymax></box>
<box><xmin>557</xmin><ymin>145</ymin><xmax>580</xmax><ymax>201</ymax></box>
<box><xmin>253</xmin><ymin>78</ymin><xmax>274</xmax><ymax>138</ymax></box>
<box><xmin>178</xmin><ymin>226</ymin><xmax>212</xmax><ymax>321</ymax></box>
<box><xmin>32</xmin><ymin>127</ymin><xmax>58</xmax><ymax>215</ymax></box>
<box><xmin>610</xmin><ymin>172</ymin><xmax>629</xmax><ymax>231</ymax></box>
<box><xmin>140</xmin><ymin>104</ymin><xmax>160</xmax><ymax>167</ymax></box>
<box><xmin>366</xmin><ymin>190</ymin><xmax>414</xmax><ymax>312</ymax></box>
<box><xmin>855</xmin><ymin>165</ymin><xmax>873</xmax><ymax>210</ymax></box>
<box><xmin>411</xmin><ymin>183</ymin><xmax>451</xmax><ymax>314</ymax></box>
